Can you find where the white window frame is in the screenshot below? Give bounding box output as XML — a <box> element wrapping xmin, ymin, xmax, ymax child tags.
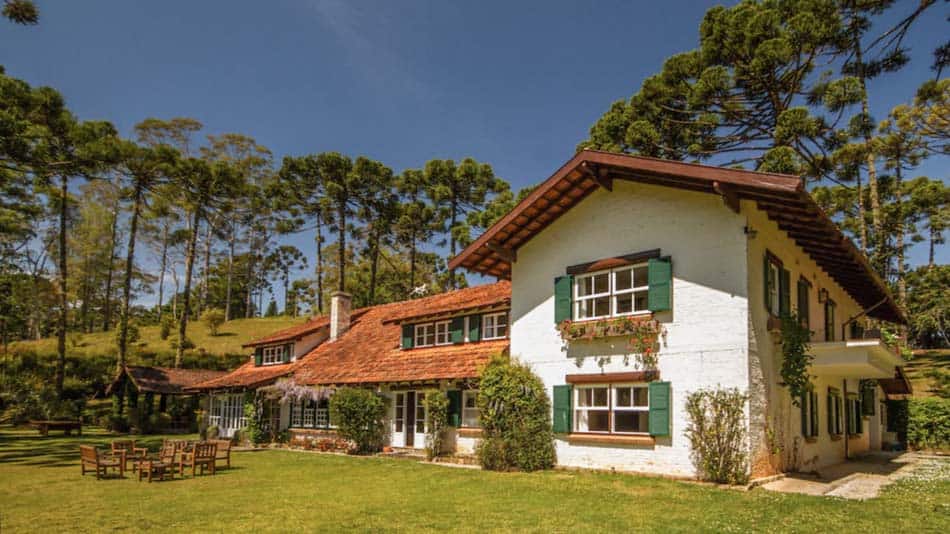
<box><xmin>291</xmin><ymin>401</ymin><xmax>303</xmax><ymax>427</ymax></box>
<box><xmin>261</xmin><ymin>345</ymin><xmax>284</xmax><ymax>365</ymax></box>
<box><xmin>482</xmin><ymin>312</ymin><xmax>508</xmax><ymax>340</ymax></box>
<box><xmin>574</xmin><ymin>383</ymin><xmax>650</xmax><ymax>435</ymax></box>
<box><xmin>574</xmin><ymin>263</ymin><xmax>650</xmax><ymax>321</ymax></box>
<box><xmin>462</xmin><ymin>390</ymin><xmax>480</xmax><ymax>428</ymax></box>
<box><xmin>767</xmin><ymin>259</ymin><xmax>781</xmax><ymax>317</ymax></box>
<box><xmin>434</xmin><ymin>320</ymin><xmax>451</xmax><ymax>345</ymax></box>
<box><xmin>414</xmin><ymin>323</ymin><xmax>436</xmax><ymax>347</ymax></box>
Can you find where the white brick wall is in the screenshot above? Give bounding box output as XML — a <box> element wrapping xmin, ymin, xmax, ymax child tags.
<box><xmin>511</xmin><ymin>181</ymin><xmax>750</xmax><ymax>477</ymax></box>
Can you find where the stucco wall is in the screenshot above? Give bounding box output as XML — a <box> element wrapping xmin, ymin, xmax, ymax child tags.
<box><xmin>744</xmin><ymin>201</ymin><xmax>877</xmax><ymax>473</ymax></box>
<box><xmin>294</xmin><ymin>329</ymin><xmax>329</xmax><ymax>360</ymax></box>
<box><xmin>510</xmin><ymin>181</ymin><xmax>749</xmax><ymax>477</ymax></box>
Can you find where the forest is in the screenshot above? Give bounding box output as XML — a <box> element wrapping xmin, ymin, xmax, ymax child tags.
<box><xmin>0</xmin><ymin>0</ymin><xmax>947</xmax><ymax>423</ymax></box>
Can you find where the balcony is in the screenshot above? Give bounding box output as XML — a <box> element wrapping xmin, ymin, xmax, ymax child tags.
<box><xmin>809</xmin><ymin>338</ymin><xmax>903</xmax><ymax>378</ymax></box>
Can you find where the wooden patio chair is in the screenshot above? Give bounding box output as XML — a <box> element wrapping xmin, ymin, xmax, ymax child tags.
<box><xmin>79</xmin><ymin>445</ymin><xmax>124</xmax><ymax>479</ymax></box>
<box><xmin>210</xmin><ymin>439</ymin><xmax>232</xmax><ymax>469</ymax></box>
<box><xmin>111</xmin><ymin>440</ymin><xmax>148</xmax><ymax>471</ymax></box>
<box><xmin>179</xmin><ymin>442</ymin><xmax>217</xmax><ymax>477</ymax></box>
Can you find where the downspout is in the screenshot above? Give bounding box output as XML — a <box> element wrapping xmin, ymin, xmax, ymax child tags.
<box><xmin>843</xmin><ymin>379</ymin><xmax>849</xmax><ymax>460</ymax></box>
<box><xmin>841</xmin><ymin>297</ymin><xmax>889</xmax><ymax>341</ymax></box>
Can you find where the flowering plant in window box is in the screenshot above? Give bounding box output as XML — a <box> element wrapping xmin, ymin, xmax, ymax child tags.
<box><xmin>556</xmin><ymin>316</ymin><xmax>665</xmax><ymax>368</ymax></box>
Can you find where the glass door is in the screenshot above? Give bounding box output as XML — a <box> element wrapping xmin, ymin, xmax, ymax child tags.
<box><xmin>413</xmin><ymin>392</ymin><xmax>427</xmax><ymax>448</ymax></box>
<box><xmin>392</xmin><ymin>392</ymin><xmax>407</xmax><ymax>448</ymax></box>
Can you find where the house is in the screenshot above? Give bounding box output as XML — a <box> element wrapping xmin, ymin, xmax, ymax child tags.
<box><xmin>449</xmin><ymin>149</ymin><xmax>909</xmax><ymax>477</ymax></box>
<box><xmin>107</xmin><ymin>365</ymin><xmax>227</xmax><ymax>432</ymax></box>
<box><xmin>194</xmin><ymin>149</ymin><xmax>909</xmax><ymax>478</ymax></box>
<box><xmin>192</xmin><ymin>282</ymin><xmax>511</xmax><ymax>452</ymax></box>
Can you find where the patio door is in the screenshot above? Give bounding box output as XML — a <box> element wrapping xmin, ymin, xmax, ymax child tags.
<box><xmin>211</xmin><ymin>393</ymin><xmax>246</xmax><ymax>438</ymax></box>
<box><xmin>392</xmin><ymin>391</ymin><xmax>426</xmax><ymax>449</ymax></box>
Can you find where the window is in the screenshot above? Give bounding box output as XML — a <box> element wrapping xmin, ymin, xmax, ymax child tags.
<box><xmin>797</xmin><ymin>277</ymin><xmax>811</xmax><ymax>329</ymax></box>
<box><xmin>462</xmin><ymin>390</ymin><xmax>480</xmax><ymax>427</ymax></box>
<box><xmin>291</xmin><ymin>401</ymin><xmax>303</xmax><ymax>427</ymax></box>
<box><xmin>824</xmin><ymin>299</ymin><xmax>836</xmax><ymax>342</ymax></box>
<box><xmin>482</xmin><ymin>312</ymin><xmax>508</xmax><ymax>340</ymax></box>
<box><xmin>574</xmin><ymin>384</ymin><xmax>650</xmax><ymax>434</ymax></box>
<box><xmin>828</xmin><ymin>388</ymin><xmax>843</xmax><ymax>436</ymax></box>
<box><xmin>847</xmin><ymin>395</ymin><xmax>863</xmax><ymax>435</ymax></box>
<box><xmin>766</xmin><ymin>259</ymin><xmax>781</xmax><ymax>317</ymax></box>
<box><xmin>574</xmin><ymin>264</ymin><xmax>649</xmax><ymax>320</ymax></box>
<box><xmin>801</xmin><ymin>387</ymin><xmax>819</xmax><ymax>438</ymax></box>
<box><xmin>291</xmin><ymin>398</ymin><xmax>332</xmax><ymax>429</ymax></box>
<box><xmin>261</xmin><ymin>345</ymin><xmax>285</xmax><ymax>365</ymax></box>
<box><xmin>434</xmin><ymin>321</ymin><xmax>451</xmax><ymax>345</ymax></box>
<box><xmin>414</xmin><ymin>321</ymin><xmax>451</xmax><ymax>347</ymax></box>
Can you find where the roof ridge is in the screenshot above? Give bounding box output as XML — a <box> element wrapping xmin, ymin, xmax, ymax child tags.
<box><xmin>578</xmin><ymin>148</ymin><xmax>803</xmax><ymax>181</ymax></box>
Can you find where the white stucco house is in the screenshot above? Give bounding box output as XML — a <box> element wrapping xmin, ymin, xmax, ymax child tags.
<box><xmin>449</xmin><ymin>150</ymin><xmax>909</xmax><ymax>478</ymax></box>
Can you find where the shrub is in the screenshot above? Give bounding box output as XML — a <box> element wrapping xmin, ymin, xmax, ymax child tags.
<box><xmin>684</xmin><ymin>388</ymin><xmax>749</xmax><ymax>485</ymax></box>
<box><xmin>907</xmin><ymin>397</ymin><xmax>950</xmax><ymax>450</ymax></box>
<box><xmin>476</xmin><ymin>356</ymin><xmax>556</xmax><ymax>471</ymax></box>
<box><xmin>159</xmin><ymin>315</ymin><xmax>174</xmax><ymax>340</ymax></box>
<box><xmin>171</xmin><ymin>336</ymin><xmax>195</xmax><ymax>350</ymax></box>
<box><xmin>423</xmin><ymin>390</ymin><xmax>450</xmax><ymax>459</ymax></box>
<box><xmin>201</xmin><ymin>308</ymin><xmax>226</xmax><ymax>336</ymax></box>
<box><xmin>114</xmin><ymin>322</ymin><xmax>140</xmax><ymax>350</ymax></box>
<box><xmin>328</xmin><ymin>387</ymin><xmax>387</xmax><ymax>454</ymax></box>
<box><xmin>243</xmin><ymin>400</ymin><xmax>268</xmax><ymax>445</ymax></box>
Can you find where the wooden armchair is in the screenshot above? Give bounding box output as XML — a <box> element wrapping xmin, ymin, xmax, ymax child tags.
<box><xmin>179</xmin><ymin>442</ymin><xmax>217</xmax><ymax>477</ymax></box>
<box><xmin>111</xmin><ymin>440</ymin><xmax>148</xmax><ymax>471</ymax></box>
<box><xmin>210</xmin><ymin>439</ymin><xmax>232</xmax><ymax>469</ymax></box>
<box><xmin>79</xmin><ymin>445</ymin><xmax>124</xmax><ymax>479</ymax></box>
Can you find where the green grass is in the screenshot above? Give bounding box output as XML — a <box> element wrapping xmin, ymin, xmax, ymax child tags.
<box><xmin>1</xmin><ymin>427</ymin><xmax>948</xmax><ymax>532</ymax></box>
<box><xmin>9</xmin><ymin>317</ymin><xmax>306</xmax><ymax>361</ymax></box>
<box><xmin>906</xmin><ymin>349</ymin><xmax>950</xmax><ymax>397</ymax></box>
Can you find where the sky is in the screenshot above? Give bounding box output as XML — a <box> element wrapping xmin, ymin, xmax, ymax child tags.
<box><xmin>1</xmin><ymin>0</ymin><xmax>947</xmax><ymax>307</ymax></box>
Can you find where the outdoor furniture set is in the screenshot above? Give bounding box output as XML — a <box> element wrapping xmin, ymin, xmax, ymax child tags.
<box><xmin>79</xmin><ymin>439</ymin><xmax>232</xmax><ymax>482</ymax></box>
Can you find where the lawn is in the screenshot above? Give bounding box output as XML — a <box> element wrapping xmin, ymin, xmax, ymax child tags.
<box><xmin>906</xmin><ymin>349</ymin><xmax>950</xmax><ymax>397</ymax></box>
<box><xmin>8</xmin><ymin>316</ymin><xmax>307</xmax><ymax>362</ymax></box>
<box><xmin>0</xmin><ymin>428</ymin><xmax>948</xmax><ymax>533</ymax></box>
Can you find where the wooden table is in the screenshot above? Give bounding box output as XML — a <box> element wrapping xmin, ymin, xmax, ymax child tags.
<box><xmin>29</xmin><ymin>420</ymin><xmax>82</xmax><ymax>436</ymax></box>
<box><xmin>137</xmin><ymin>459</ymin><xmax>173</xmax><ymax>482</ymax></box>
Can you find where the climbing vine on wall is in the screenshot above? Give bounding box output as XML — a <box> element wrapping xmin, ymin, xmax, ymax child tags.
<box><xmin>423</xmin><ymin>390</ymin><xmax>449</xmax><ymax>460</ymax></box>
<box><xmin>780</xmin><ymin>313</ymin><xmax>813</xmax><ymax>406</ymax></box>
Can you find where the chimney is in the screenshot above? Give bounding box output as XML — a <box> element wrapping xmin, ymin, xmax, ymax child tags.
<box><xmin>330</xmin><ymin>291</ymin><xmax>352</xmax><ymax>341</ymax></box>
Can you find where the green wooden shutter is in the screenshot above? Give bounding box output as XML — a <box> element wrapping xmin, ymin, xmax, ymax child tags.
<box><xmin>827</xmin><ymin>393</ymin><xmax>834</xmax><ymax>434</ymax></box>
<box><xmin>764</xmin><ymin>255</ymin><xmax>772</xmax><ymax>312</ymax></box>
<box><xmin>447</xmin><ymin>390</ymin><xmax>462</xmax><ymax>427</ymax></box>
<box><xmin>811</xmin><ymin>391</ymin><xmax>819</xmax><ymax>436</ymax></box>
<box><xmin>282</xmin><ymin>343</ymin><xmax>292</xmax><ymax>363</ymax></box>
<box><xmin>779</xmin><ymin>268</ymin><xmax>790</xmax><ymax>317</ymax></box>
<box><xmin>861</xmin><ymin>385</ymin><xmax>875</xmax><ymax>416</ymax></box>
<box><xmin>800</xmin><ymin>393</ymin><xmax>808</xmax><ymax>437</ymax></box>
<box><xmin>648</xmin><ymin>381</ymin><xmax>671</xmax><ymax>436</ymax></box>
<box><xmin>254</xmin><ymin>347</ymin><xmax>263</xmax><ymax>366</ymax></box>
<box><xmin>856</xmin><ymin>399</ymin><xmax>863</xmax><ymax>434</ymax></box>
<box><xmin>552</xmin><ymin>385</ymin><xmax>572</xmax><ymax>433</ymax></box>
<box><xmin>468</xmin><ymin>314</ymin><xmax>481</xmax><ymax>342</ymax></box>
<box><xmin>450</xmin><ymin>316</ymin><xmax>465</xmax><ymax>344</ymax></box>
<box><xmin>797</xmin><ymin>279</ymin><xmax>810</xmax><ymax>328</ymax></box>
<box><xmin>554</xmin><ymin>275</ymin><xmax>573</xmax><ymax>324</ymax></box>
<box><xmin>647</xmin><ymin>257</ymin><xmax>672</xmax><ymax>312</ymax></box>
<box><xmin>401</xmin><ymin>325</ymin><xmax>414</xmax><ymax>349</ymax></box>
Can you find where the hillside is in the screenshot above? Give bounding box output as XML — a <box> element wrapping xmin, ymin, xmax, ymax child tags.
<box><xmin>905</xmin><ymin>349</ymin><xmax>950</xmax><ymax>398</ymax></box>
<box><xmin>8</xmin><ymin>316</ymin><xmax>309</xmax><ymax>364</ymax></box>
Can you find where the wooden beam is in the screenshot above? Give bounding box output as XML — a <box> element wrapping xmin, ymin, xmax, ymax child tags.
<box><xmin>581</xmin><ymin>162</ymin><xmax>613</xmax><ymax>192</ymax></box>
<box><xmin>713</xmin><ymin>181</ymin><xmax>740</xmax><ymax>214</ymax></box>
<box><xmin>486</xmin><ymin>241</ymin><xmax>516</xmax><ymax>264</ymax></box>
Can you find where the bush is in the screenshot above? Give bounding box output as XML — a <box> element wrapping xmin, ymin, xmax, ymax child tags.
<box><xmin>171</xmin><ymin>336</ymin><xmax>195</xmax><ymax>350</ymax></box>
<box><xmin>328</xmin><ymin>387</ymin><xmax>388</xmax><ymax>454</ymax></box>
<box><xmin>476</xmin><ymin>356</ymin><xmax>556</xmax><ymax>472</ymax></box>
<box><xmin>907</xmin><ymin>397</ymin><xmax>950</xmax><ymax>450</ymax></box>
<box><xmin>423</xmin><ymin>390</ymin><xmax>450</xmax><ymax>459</ymax></box>
<box><xmin>159</xmin><ymin>315</ymin><xmax>174</xmax><ymax>340</ymax></box>
<box><xmin>684</xmin><ymin>388</ymin><xmax>749</xmax><ymax>484</ymax></box>
<box><xmin>201</xmin><ymin>308</ymin><xmax>226</xmax><ymax>336</ymax></box>
<box><xmin>114</xmin><ymin>322</ymin><xmax>140</xmax><ymax>350</ymax></box>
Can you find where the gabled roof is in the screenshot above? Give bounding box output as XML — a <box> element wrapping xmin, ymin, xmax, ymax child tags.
<box><xmin>242</xmin><ymin>316</ymin><xmax>330</xmax><ymax>348</ymax></box>
<box><xmin>449</xmin><ymin>150</ymin><xmax>903</xmax><ymax>324</ymax></box>
<box><xmin>188</xmin><ymin>359</ymin><xmax>299</xmax><ymax>391</ymax></box>
<box><xmin>108</xmin><ymin>366</ymin><xmax>227</xmax><ymax>395</ymax></box>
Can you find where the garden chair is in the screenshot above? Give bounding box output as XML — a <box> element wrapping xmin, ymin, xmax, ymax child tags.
<box><xmin>179</xmin><ymin>442</ymin><xmax>217</xmax><ymax>477</ymax></box>
<box><xmin>111</xmin><ymin>440</ymin><xmax>148</xmax><ymax>471</ymax></box>
<box><xmin>79</xmin><ymin>445</ymin><xmax>125</xmax><ymax>479</ymax></box>
<box><xmin>210</xmin><ymin>439</ymin><xmax>232</xmax><ymax>469</ymax></box>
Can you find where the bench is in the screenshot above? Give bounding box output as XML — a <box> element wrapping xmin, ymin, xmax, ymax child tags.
<box><xmin>210</xmin><ymin>439</ymin><xmax>232</xmax><ymax>469</ymax></box>
<box><xmin>79</xmin><ymin>445</ymin><xmax>124</xmax><ymax>479</ymax></box>
<box><xmin>179</xmin><ymin>442</ymin><xmax>217</xmax><ymax>477</ymax></box>
<box><xmin>30</xmin><ymin>420</ymin><xmax>82</xmax><ymax>436</ymax></box>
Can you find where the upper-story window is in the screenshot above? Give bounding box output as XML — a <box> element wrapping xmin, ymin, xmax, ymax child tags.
<box><xmin>824</xmin><ymin>299</ymin><xmax>836</xmax><ymax>342</ymax></box>
<box><xmin>261</xmin><ymin>345</ymin><xmax>285</xmax><ymax>365</ymax></box>
<box><xmin>574</xmin><ymin>264</ymin><xmax>649</xmax><ymax>320</ymax></box>
<box><xmin>414</xmin><ymin>320</ymin><xmax>451</xmax><ymax>348</ymax></box>
<box><xmin>797</xmin><ymin>277</ymin><xmax>811</xmax><ymax>329</ymax></box>
<box><xmin>482</xmin><ymin>312</ymin><xmax>508</xmax><ymax>340</ymax></box>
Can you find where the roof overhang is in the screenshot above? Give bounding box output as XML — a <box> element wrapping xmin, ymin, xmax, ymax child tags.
<box><xmin>809</xmin><ymin>340</ymin><xmax>904</xmax><ymax>379</ymax></box>
<box><xmin>449</xmin><ymin>150</ymin><xmax>904</xmax><ymax>324</ymax></box>
<box><xmin>383</xmin><ymin>303</ymin><xmax>510</xmax><ymax>325</ymax></box>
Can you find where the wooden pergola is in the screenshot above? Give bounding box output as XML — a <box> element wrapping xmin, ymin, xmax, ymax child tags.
<box><xmin>449</xmin><ymin>150</ymin><xmax>903</xmax><ymax>324</ymax></box>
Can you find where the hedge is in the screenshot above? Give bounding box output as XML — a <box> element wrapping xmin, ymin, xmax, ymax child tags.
<box><xmin>906</xmin><ymin>397</ymin><xmax>950</xmax><ymax>450</ymax></box>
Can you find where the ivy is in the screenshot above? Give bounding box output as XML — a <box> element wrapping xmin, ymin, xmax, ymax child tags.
<box><xmin>780</xmin><ymin>312</ymin><xmax>813</xmax><ymax>406</ymax></box>
<box><xmin>422</xmin><ymin>390</ymin><xmax>449</xmax><ymax>460</ymax></box>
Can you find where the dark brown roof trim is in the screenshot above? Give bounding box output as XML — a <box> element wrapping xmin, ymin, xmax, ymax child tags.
<box><xmin>566</xmin><ymin>249</ymin><xmax>661</xmax><ymax>276</ymax></box>
<box><xmin>566</xmin><ymin>371</ymin><xmax>660</xmax><ymax>384</ymax></box>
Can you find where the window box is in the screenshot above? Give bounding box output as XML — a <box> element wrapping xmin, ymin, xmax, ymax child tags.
<box><xmin>566</xmin><ymin>433</ymin><xmax>656</xmax><ymax>447</ymax></box>
<box><xmin>556</xmin><ymin>316</ymin><xmax>664</xmax><ymax>367</ymax></box>
<box><xmin>457</xmin><ymin>427</ymin><xmax>483</xmax><ymax>438</ymax></box>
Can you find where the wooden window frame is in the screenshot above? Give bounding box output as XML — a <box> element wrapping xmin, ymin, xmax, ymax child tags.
<box><xmin>481</xmin><ymin>312</ymin><xmax>509</xmax><ymax>340</ymax></box>
<box><xmin>574</xmin><ymin>263</ymin><xmax>651</xmax><ymax>321</ymax></box>
<box><xmin>574</xmin><ymin>383</ymin><xmax>650</xmax><ymax>436</ymax></box>
<box><xmin>765</xmin><ymin>252</ymin><xmax>782</xmax><ymax>317</ymax></box>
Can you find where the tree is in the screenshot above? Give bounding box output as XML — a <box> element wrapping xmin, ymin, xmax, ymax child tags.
<box><xmin>264</xmin><ymin>245</ymin><xmax>307</xmax><ymax>316</ymax></box>
<box><xmin>906</xmin><ymin>177</ymin><xmax>949</xmax><ymax>269</ymax></box>
<box><xmin>905</xmin><ymin>265</ymin><xmax>949</xmax><ymax>348</ymax></box>
<box><xmin>395</xmin><ymin>169</ymin><xmax>438</xmax><ymax>293</ymax></box>
<box><xmin>354</xmin><ymin>158</ymin><xmax>396</xmax><ymax>304</ymax></box>
<box><xmin>315</xmin><ymin>153</ymin><xmax>357</xmax><ymax>293</ymax></box>
<box><xmin>425</xmin><ymin>158</ymin><xmax>508</xmax><ymax>288</ymax></box>
<box><xmin>2</xmin><ymin>0</ymin><xmax>37</xmax><ymax>25</ymax></box>
<box><xmin>201</xmin><ymin>308</ymin><xmax>225</xmax><ymax>336</ymax></box>
<box><xmin>264</xmin><ymin>299</ymin><xmax>278</xmax><ymax>317</ymax></box>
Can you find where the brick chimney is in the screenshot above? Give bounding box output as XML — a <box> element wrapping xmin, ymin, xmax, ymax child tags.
<box><xmin>330</xmin><ymin>291</ymin><xmax>352</xmax><ymax>341</ymax></box>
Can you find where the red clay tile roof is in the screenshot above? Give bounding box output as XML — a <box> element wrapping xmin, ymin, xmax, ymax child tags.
<box><xmin>295</xmin><ymin>283</ymin><xmax>510</xmax><ymax>385</ymax></box>
<box><xmin>108</xmin><ymin>366</ymin><xmax>228</xmax><ymax>395</ymax></box>
<box><xmin>242</xmin><ymin>316</ymin><xmax>331</xmax><ymax>348</ymax></box>
<box><xmin>189</xmin><ymin>360</ymin><xmax>298</xmax><ymax>391</ymax></box>
<box><xmin>450</xmin><ymin>150</ymin><xmax>903</xmax><ymax>323</ymax></box>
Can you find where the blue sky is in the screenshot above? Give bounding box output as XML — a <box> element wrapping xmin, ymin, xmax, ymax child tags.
<box><xmin>1</xmin><ymin>0</ymin><xmax>946</xmax><ymax>306</ymax></box>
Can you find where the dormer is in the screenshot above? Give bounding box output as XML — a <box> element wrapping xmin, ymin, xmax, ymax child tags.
<box><xmin>397</xmin><ymin>311</ymin><xmax>509</xmax><ymax>350</ymax></box>
<box><xmin>253</xmin><ymin>343</ymin><xmax>294</xmax><ymax>366</ymax></box>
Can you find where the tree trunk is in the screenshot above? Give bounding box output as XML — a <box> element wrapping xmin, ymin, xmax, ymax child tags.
<box><xmin>172</xmin><ymin>266</ymin><xmax>179</xmax><ymax>320</ymax></box>
<box><xmin>283</xmin><ymin>275</ymin><xmax>290</xmax><ymax>316</ymax></box>
<box><xmin>199</xmin><ymin>220</ymin><xmax>212</xmax><ymax>317</ymax></box>
<box><xmin>448</xmin><ymin>199</ymin><xmax>458</xmax><ymax>289</ymax></box>
<box><xmin>855</xmin><ymin>44</ymin><xmax>882</xmax><ymax>256</ymax></box>
<box><xmin>79</xmin><ymin>255</ymin><xmax>90</xmax><ymax>333</ymax></box>
<box><xmin>245</xmin><ymin>238</ymin><xmax>255</xmax><ymax>318</ymax></box>
<box><xmin>103</xmin><ymin>189</ymin><xmax>120</xmax><ymax>332</ymax></box>
<box><xmin>409</xmin><ymin>233</ymin><xmax>417</xmax><ymax>292</ymax></box>
<box><xmin>337</xmin><ymin>203</ymin><xmax>346</xmax><ymax>292</ymax></box>
<box><xmin>55</xmin><ymin>175</ymin><xmax>68</xmax><ymax>399</ymax></box>
<box><xmin>225</xmin><ymin>232</ymin><xmax>235</xmax><ymax>321</ymax></box>
<box><xmin>929</xmin><ymin>226</ymin><xmax>936</xmax><ymax>268</ymax></box>
<box><xmin>894</xmin><ymin>163</ymin><xmax>906</xmax><ymax>308</ymax></box>
<box><xmin>156</xmin><ymin>222</ymin><xmax>169</xmax><ymax>322</ymax></box>
<box><xmin>368</xmin><ymin>228</ymin><xmax>380</xmax><ymax>304</ymax></box>
<box><xmin>118</xmin><ymin>183</ymin><xmax>144</xmax><ymax>370</ymax></box>
<box><xmin>176</xmin><ymin>206</ymin><xmax>203</xmax><ymax>368</ymax></box>
<box><xmin>316</xmin><ymin>213</ymin><xmax>323</xmax><ymax>313</ymax></box>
